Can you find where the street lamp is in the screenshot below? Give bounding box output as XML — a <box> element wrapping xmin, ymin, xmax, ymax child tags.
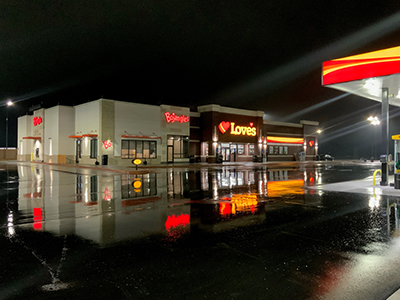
<box><xmin>368</xmin><ymin>116</ymin><xmax>380</xmax><ymax>126</ymax></box>
<box><xmin>6</xmin><ymin>100</ymin><xmax>13</xmax><ymax>159</ymax></box>
<box><xmin>368</xmin><ymin>116</ymin><xmax>380</xmax><ymax>159</ymax></box>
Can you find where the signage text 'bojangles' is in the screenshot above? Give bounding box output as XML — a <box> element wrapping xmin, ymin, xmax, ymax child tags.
<box><xmin>164</xmin><ymin>112</ymin><xmax>189</xmax><ymax>123</ymax></box>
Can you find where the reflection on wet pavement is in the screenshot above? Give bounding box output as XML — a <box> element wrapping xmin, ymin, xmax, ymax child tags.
<box><xmin>2</xmin><ymin>162</ymin><xmax>400</xmax><ymax>299</ymax></box>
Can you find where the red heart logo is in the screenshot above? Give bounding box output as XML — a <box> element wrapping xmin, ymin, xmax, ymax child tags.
<box><xmin>218</xmin><ymin>121</ymin><xmax>231</xmax><ymax>134</ymax></box>
<box><xmin>249</xmin><ymin>122</ymin><xmax>254</xmax><ymax>127</ymax></box>
<box><xmin>309</xmin><ymin>140</ymin><xmax>314</xmax><ymax>147</ymax></box>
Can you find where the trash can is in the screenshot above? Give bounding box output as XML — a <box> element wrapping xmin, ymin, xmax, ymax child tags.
<box><xmin>395</xmin><ymin>173</ymin><xmax>400</xmax><ymax>189</ymax></box>
<box><xmin>102</xmin><ymin>154</ymin><xmax>108</xmax><ymax>165</ymax></box>
<box><xmin>252</xmin><ymin>155</ymin><xmax>258</xmax><ymax>162</ymax></box>
<box><xmin>189</xmin><ymin>155</ymin><xmax>195</xmax><ymax>163</ymax></box>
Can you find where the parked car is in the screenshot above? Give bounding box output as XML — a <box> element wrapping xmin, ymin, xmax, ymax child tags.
<box><xmin>316</xmin><ymin>154</ymin><xmax>334</xmax><ymax>161</ymax></box>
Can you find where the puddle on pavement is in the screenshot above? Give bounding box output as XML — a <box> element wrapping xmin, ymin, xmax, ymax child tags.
<box><xmin>2</xmin><ymin>163</ymin><xmax>400</xmax><ymax>299</ymax></box>
<box><xmin>1</xmin><ymin>163</ymin><xmax>399</xmax><ymax>247</ymax></box>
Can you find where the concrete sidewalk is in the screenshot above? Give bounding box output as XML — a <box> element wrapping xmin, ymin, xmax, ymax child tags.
<box><xmin>309</xmin><ymin>177</ymin><xmax>400</xmax><ymax>300</ymax></box>
<box><xmin>308</xmin><ymin>177</ymin><xmax>400</xmax><ymax>197</ymax></box>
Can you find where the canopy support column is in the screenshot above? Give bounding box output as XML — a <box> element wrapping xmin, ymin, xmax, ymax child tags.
<box><xmin>381</xmin><ymin>87</ymin><xmax>389</xmax><ymax>186</ymax></box>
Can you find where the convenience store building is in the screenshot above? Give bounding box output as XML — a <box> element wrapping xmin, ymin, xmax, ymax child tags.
<box><xmin>17</xmin><ymin>99</ymin><xmax>319</xmax><ymax>165</ymax></box>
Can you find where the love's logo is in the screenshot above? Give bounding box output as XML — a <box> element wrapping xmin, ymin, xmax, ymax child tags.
<box><xmin>308</xmin><ymin>140</ymin><xmax>314</xmax><ymax>147</ymax></box>
<box><xmin>218</xmin><ymin>121</ymin><xmax>231</xmax><ymax>134</ymax></box>
<box><xmin>218</xmin><ymin>121</ymin><xmax>257</xmax><ymax>136</ymax></box>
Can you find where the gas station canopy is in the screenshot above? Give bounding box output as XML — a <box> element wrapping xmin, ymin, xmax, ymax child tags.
<box><xmin>322</xmin><ymin>45</ymin><xmax>400</xmax><ymax>106</ymax></box>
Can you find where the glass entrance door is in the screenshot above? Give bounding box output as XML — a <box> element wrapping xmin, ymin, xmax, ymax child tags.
<box><xmin>230</xmin><ymin>144</ymin><xmax>237</xmax><ymax>162</ymax></box>
<box><xmin>167</xmin><ymin>145</ymin><xmax>173</xmax><ymax>163</ymax></box>
<box><xmin>76</xmin><ymin>140</ymin><xmax>81</xmax><ymax>163</ymax></box>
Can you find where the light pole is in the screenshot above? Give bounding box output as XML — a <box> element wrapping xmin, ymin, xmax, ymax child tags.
<box><xmin>368</xmin><ymin>116</ymin><xmax>380</xmax><ymax>160</ymax></box>
<box><xmin>6</xmin><ymin>100</ymin><xmax>12</xmax><ymax>159</ymax></box>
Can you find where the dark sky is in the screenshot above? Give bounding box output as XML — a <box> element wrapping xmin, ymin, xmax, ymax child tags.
<box><xmin>2</xmin><ymin>1</ymin><xmax>400</xmax><ymax>158</ymax></box>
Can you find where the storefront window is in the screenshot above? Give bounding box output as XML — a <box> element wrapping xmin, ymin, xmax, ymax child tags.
<box><xmin>284</xmin><ymin>146</ymin><xmax>288</xmax><ymax>154</ymax></box>
<box><xmin>121</xmin><ymin>140</ymin><xmax>157</xmax><ymax>159</ymax></box>
<box><xmin>168</xmin><ymin>135</ymin><xmax>189</xmax><ymax>158</ymax></box>
<box><xmin>149</xmin><ymin>142</ymin><xmax>157</xmax><ymax>158</ymax></box>
<box><xmin>136</xmin><ymin>141</ymin><xmax>143</xmax><ymax>158</ymax></box>
<box><xmin>238</xmin><ymin>144</ymin><xmax>244</xmax><ymax>155</ymax></box>
<box><xmin>269</xmin><ymin>146</ymin><xmax>274</xmax><ymax>154</ymax></box>
<box><xmin>279</xmin><ymin>146</ymin><xmax>283</xmax><ymax>154</ymax></box>
<box><xmin>90</xmin><ymin>139</ymin><xmax>98</xmax><ymax>158</ymax></box>
<box><xmin>249</xmin><ymin>144</ymin><xmax>255</xmax><ymax>155</ymax></box>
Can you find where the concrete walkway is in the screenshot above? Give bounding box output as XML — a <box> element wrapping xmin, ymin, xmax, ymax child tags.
<box><xmin>308</xmin><ymin>177</ymin><xmax>400</xmax><ymax>197</ymax></box>
<box><xmin>309</xmin><ymin>177</ymin><xmax>400</xmax><ymax>300</ymax></box>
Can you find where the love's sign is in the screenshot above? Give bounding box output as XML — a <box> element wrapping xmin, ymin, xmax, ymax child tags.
<box><xmin>218</xmin><ymin>121</ymin><xmax>256</xmax><ymax>136</ymax></box>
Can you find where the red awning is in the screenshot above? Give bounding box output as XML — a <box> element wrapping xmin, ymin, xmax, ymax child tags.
<box><xmin>82</xmin><ymin>134</ymin><xmax>98</xmax><ymax>137</ymax></box>
<box><xmin>121</xmin><ymin>134</ymin><xmax>161</xmax><ymax>139</ymax></box>
<box><xmin>23</xmin><ymin>136</ymin><xmax>41</xmax><ymax>140</ymax></box>
<box><xmin>68</xmin><ymin>135</ymin><xmax>83</xmax><ymax>138</ymax></box>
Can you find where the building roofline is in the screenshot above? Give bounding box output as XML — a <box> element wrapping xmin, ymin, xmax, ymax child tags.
<box><xmin>197</xmin><ymin>104</ymin><xmax>264</xmax><ymax>117</ymax></box>
<box><xmin>263</xmin><ymin>120</ymin><xmax>303</xmax><ymax>128</ymax></box>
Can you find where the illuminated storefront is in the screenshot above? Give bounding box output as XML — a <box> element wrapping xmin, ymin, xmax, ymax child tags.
<box><xmin>191</xmin><ymin>104</ymin><xmax>319</xmax><ymax>162</ymax></box>
<box><xmin>18</xmin><ymin>99</ymin><xmax>191</xmax><ymax>165</ymax></box>
<box><xmin>17</xmin><ymin>100</ymin><xmax>319</xmax><ymax>165</ymax></box>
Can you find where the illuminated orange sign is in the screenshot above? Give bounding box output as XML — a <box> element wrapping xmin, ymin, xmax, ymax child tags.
<box><xmin>267</xmin><ymin>136</ymin><xmax>304</xmax><ymax>144</ymax></box>
<box><xmin>218</xmin><ymin>121</ymin><xmax>256</xmax><ymax>136</ymax></box>
<box><xmin>132</xmin><ymin>159</ymin><xmax>142</xmax><ymax>165</ymax></box>
<box><xmin>309</xmin><ymin>140</ymin><xmax>314</xmax><ymax>147</ymax></box>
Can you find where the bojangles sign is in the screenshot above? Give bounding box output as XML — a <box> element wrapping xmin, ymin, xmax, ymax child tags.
<box><xmin>218</xmin><ymin>121</ymin><xmax>256</xmax><ymax>136</ymax></box>
<box><xmin>33</xmin><ymin>116</ymin><xmax>42</xmax><ymax>126</ymax></box>
<box><xmin>164</xmin><ymin>112</ymin><xmax>189</xmax><ymax>123</ymax></box>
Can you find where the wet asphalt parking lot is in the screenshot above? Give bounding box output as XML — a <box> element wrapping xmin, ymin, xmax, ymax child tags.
<box><xmin>0</xmin><ymin>160</ymin><xmax>400</xmax><ymax>299</ymax></box>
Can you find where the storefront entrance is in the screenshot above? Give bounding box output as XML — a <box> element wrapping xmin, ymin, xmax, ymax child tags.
<box><xmin>76</xmin><ymin>139</ymin><xmax>81</xmax><ymax>163</ymax></box>
<box><xmin>167</xmin><ymin>145</ymin><xmax>173</xmax><ymax>163</ymax></box>
<box><xmin>219</xmin><ymin>143</ymin><xmax>237</xmax><ymax>162</ymax></box>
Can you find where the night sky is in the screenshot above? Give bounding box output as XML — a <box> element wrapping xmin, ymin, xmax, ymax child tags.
<box><xmin>2</xmin><ymin>1</ymin><xmax>400</xmax><ymax>158</ymax></box>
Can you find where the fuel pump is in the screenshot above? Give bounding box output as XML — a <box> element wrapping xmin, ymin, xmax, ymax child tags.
<box><xmin>392</xmin><ymin>135</ymin><xmax>400</xmax><ymax>189</ymax></box>
<box><xmin>392</xmin><ymin>135</ymin><xmax>400</xmax><ymax>173</ymax></box>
